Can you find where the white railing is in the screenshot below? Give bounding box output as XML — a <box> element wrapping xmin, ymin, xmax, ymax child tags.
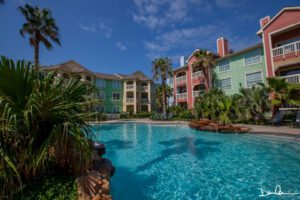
<box><xmin>281</xmin><ymin>74</ymin><xmax>300</xmax><ymax>84</ymax></box>
<box><xmin>192</xmin><ymin>71</ymin><xmax>204</xmax><ymax>79</ymax></box>
<box><xmin>193</xmin><ymin>90</ymin><xmax>204</xmax><ymax>98</ymax></box>
<box><xmin>126</xmin><ymin>85</ymin><xmax>134</xmax><ymax>90</ymax></box>
<box><xmin>141</xmin><ymin>86</ymin><xmax>148</xmax><ymax>91</ymax></box>
<box><xmin>273</xmin><ymin>41</ymin><xmax>300</xmax><ymax>57</ymax></box>
<box><xmin>141</xmin><ymin>98</ymin><xmax>149</xmax><ymax>104</ymax></box>
<box><xmin>176</xmin><ymin>76</ymin><xmax>187</xmax><ymax>84</ymax></box>
<box><xmin>126</xmin><ymin>98</ymin><xmax>134</xmax><ymax>104</ymax></box>
<box><xmin>176</xmin><ymin>93</ymin><xmax>187</xmax><ymax>100</ymax></box>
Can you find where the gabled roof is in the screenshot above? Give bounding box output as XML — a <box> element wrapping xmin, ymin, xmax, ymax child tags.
<box><xmin>44</xmin><ymin>60</ymin><xmax>93</xmax><ymax>75</ymax></box>
<box><xmin>257</xmin><ymin>7</ymin><xmax>300</xmax><ymax>35</ymax></box>
<box><xmin>173</xmin><ymin>65</ymin><xmax>188</xmax><ymax>72</ymax></box>
<box><xmin>186</xmin><ymin>49</ymin><xmax>218</xmax><ymax>63</ymax></box>
<box><xmin>122</xmin><ymin>70</ymin><xmax>152</xmax><ymax>81</ymax></box>
<box><xmin>95</xmin><ymin>72</ymin><xmax>122</xmax><ymax>80</ymax></box>
<box><xmin>216</xmin><ymin>43</ymin><xmax>263</xmax><ymax>62</ymax></box>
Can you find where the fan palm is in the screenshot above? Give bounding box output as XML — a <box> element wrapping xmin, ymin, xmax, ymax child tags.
<box><xmin>154</xmin><ymin>85</ymin><xmax>172</xmax><ymax>112</ymax></box>
<box><xmin>19</xmin><ymin>4</ymin><xmax>61</xmax><ymax>69</ymax></box>
<box><xmin>192</xmin><ymin>50</ymin><xmax>216</xmax><ymax>89</ymax></box>
<box><xmin>267</xmin><ymin>77</ymin><xmax>300</xmax><ymax>115</ymax></box>
<box><xmin>0</xmin><ymin>56</ymin><xmax>95</xmax><ymax>198</ymax></box>
<box><xmin>152</xmin><ymin>57</ymin><xmax>173</xmax><ymax>114</ymax></box>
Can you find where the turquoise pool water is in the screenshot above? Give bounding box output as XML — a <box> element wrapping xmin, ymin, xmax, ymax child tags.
<box><xmin>92</xmin><ymin>123</ymin><xmax>300</xmax><ymax>200</ymax></box>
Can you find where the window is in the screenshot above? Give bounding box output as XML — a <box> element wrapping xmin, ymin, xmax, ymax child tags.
<box><xmin>218</xmin><ymin>60</ymin><xmax>230</xmax><ymax>72</ymax></box>
<box><xmin>219</xmin><ymin>78</ymin><xmax>231</xmax><ymax>90</ymax></box>
<box><xmin>246</xmin><ymin>71</ymin><xmax>262</xmax><ymax>88</ymax></box>
<box><xmin>97</xmin><ymin>90</ymin><xmax>105</xmax><ymax>99</ymax></box>
<box><xmin>112</xmin><ymin>106</ymin><xmax>120</xmax><ymax>113</ymax></box>
<box><xmin>96</xmin><ymin>79</ymin><xmax>105</xmax><ymax>88</ymax></box>
<box><xmin>244</xmin><ymin>49</ymin><xmax>261</xmax><ymax>66</ymax></box>
<box><xmin>112</xmin><ymin>80</ymin><xmax>122</xmax><ymax>89</ymax></box>
<box><xmin>112</xmin><ymin>92</ymin><xmax>120</xmax><ymax>101</ymax></box>
<box><xmin>96</xmin><ymin>105</ymin><xmax>104</xmax><ymax>112</ymax></box>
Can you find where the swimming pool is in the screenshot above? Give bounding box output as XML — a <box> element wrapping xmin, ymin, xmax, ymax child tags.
<box><xmin>92</xmin><ymin>123</ymin><xmax>300</xmax><ymax>200</ymax></box>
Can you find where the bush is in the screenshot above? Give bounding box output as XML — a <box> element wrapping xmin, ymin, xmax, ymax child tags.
<box><xmin>133</xmin><ymin>112</ymin><xmax>151</xmax><ymax>118</ymax></box>
<box><xmin>120</xmin><ymin>112</ymin><xmax>129</xmax><ymax>119</ymax></box>
<box><xmin>13</xmin><ymin>174</ymin><xmax>77</xmax><ymax>200</ymax></box>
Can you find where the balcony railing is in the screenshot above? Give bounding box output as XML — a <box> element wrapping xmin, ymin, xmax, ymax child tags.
<box><xmin>193</xmin><ymin>90</ymin><xmax>204</xmax><ymax>98</ymax></box>
<box><xmin>141</xmin><ymin>98</ymin><xmax>149</xmax><ymax>104</ymax></box>
<box><xmin>176</xmin><ymin>76</ymin><xmax>187</xmax><ymax>85</ymax></box>
<box><xmin>126</xmin><ymin>98</ymin><xmax>134</xmax><ymax>104</ymax></box>
<box><xmin>141</xmin><ymin>86</ymin><xmax>148</xmax><ymax>91</ymax></box>
<box><xmin>126</xmin><ymin>85</ymin><xmax>134</xmax><ymax>90</ymax></box>
<box><xmin>176</xmin><ymin>93</ymin><xmax>187</xmax><ymax>100</ymax></box>
<box><xmin>281</xmin><ymin>74</ymin><xmax>300</xmax><ymax>84</ymax></box>
<box><xmin>273</xmin><ymin>41</ymin><xmax>300</xmax><ymax>57</ymax></box>
<box><xmin>192</xmin><ymin>71</ymin><xmax>204</xmax><ymax>79</ymax></box>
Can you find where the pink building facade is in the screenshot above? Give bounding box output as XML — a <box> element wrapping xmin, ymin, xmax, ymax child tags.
<box><xmin>257</xmin><ymin>7</ymin><xmax>300</xmax><ymax>80</ymax></box>
<box><xmin>173</xmin><ymin>50</ymin><xmax>213</xmax><ymax>109</ymax></box>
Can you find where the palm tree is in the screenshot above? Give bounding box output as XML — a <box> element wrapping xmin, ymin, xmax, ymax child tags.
<box><xmin>152</xmin><ymin>57</ymin><xmax>173</xmax><ymax>115</ymax></box>
<box><xmin>19</xmin><ymin>4</ymin><xmax>61</xmax><ymax>69</ymax></box>
<box><xmin>192</xmin><ymin>50</ymin><xmax>216</xmax><ymax>89</ymax></box>
<box><xmin>267</xmin><ymin>77</ymin><xmax>300</xmax><ymax>116</ymax></box>
<box><xmin>154</xmin><ymin>85</ymin><xmax>172</xmax><ymax>112</ymax></box>
<box><xmin>0</xmin><ymin>56</ymin><xmax>94</xmax><ymax>197</ymax></box>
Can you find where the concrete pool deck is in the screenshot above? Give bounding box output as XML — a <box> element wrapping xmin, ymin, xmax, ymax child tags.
<box><xmin>89</xmin><ymin>119</ymin><xmax>300</xmax><ymax>137</ymax></box>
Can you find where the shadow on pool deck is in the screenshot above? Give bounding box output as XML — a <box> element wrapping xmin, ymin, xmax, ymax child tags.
<box><xmin>135</xmin><ymin>137</ymin><xmax>221</xmax><ymax>173</ymax></box>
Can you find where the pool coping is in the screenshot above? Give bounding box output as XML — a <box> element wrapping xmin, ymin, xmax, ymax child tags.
<box><xmin>87</xmin><ymin>119</ymin><xmax>300</xmax><ymax>138</ymax></box>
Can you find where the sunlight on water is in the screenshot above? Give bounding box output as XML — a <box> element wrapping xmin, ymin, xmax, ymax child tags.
<box><xmin>92</xmin><ymin>123</ymin><xmax>300</xmax><ymax>200</ymax></box>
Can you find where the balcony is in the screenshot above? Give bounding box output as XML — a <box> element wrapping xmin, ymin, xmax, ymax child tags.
<box><xmin>141</xmin><ymin>98</ymin><xmax>149</xmax><ymax>104</ymax></box>
<box><xmin>272</xmin><ymin>41</ymin><xmax>300</xmax><ymax>60</ymax></box>
<box><xmin>192</xmin><ymin>71</ymin><xmax>204</xmax><ymax>79</ymax></box>
<box><xmin>141</xmin><ymin>86</ymin><xmax>148</xmax><ymax>91</ymax></box>
<box><xmin>176</xmin><ymin>76</ymin><xmax>187</xmax><ymax>85</ymax></box>
<box><xmin>126</xmin><ymin>85</ymin><xmax>134</xmax><ymax>90</ymax></box>
<box><xmin>281</xmin><ymin>74</ymin><xmax>300</xmax><ymax>84</ymax></box>
<box><xmin>176</xmin><ymin>93</ymin><xmax>187</xmax><ymax>101</ymax></box>
<box><xmin>193</xmin><ymin>91</ymin><xmax>204</xmax><ymax>98</ymax></box>
<box><xmin>126</xmin><ymin>98</ymin><xmax>134</xmax><ymax>104</ymax></box>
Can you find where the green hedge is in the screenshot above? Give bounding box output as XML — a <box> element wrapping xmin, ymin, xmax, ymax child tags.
<box><xmin>13</xmin><ymin>174</ymin><xmax>77</xmax><ymax>200</ymax></box>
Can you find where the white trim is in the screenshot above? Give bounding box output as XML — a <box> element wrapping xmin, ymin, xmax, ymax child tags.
<box><xmin>244</xmin><ymin>70</ymin><xmax>263</xmax><ymax>88</ymax></box>
<box><xmin>257</xmin><ymin>7</ymin><xmax>300</xmax><ymax>34</ymax></box>
<box><xmin>112</xmin><ymin>92</ymin><xmax>121</xmax><ymax>101</ymax></box>
<box><xmin>219</xmin><ymin>77</ymin><xmax>232</xmax><ymax>91</ymax></box>
<box><xmin>261</xmin><ymin>34</ymin><xmax>270</xmax><ymax>78</ymax></box>
<box><xmin>260</xmin><ymin>16</ymin><xmax>270</xmax><ymax>27</ymax></box>
<box><xmin>218</xmin><ymin>59</ymin><xmax>231</xmax><ymax>73</ymax></box>
<box><xmin>243</xmin><ymin>48</ymin><xmax>262</xmax><ymax>67</ymax></box>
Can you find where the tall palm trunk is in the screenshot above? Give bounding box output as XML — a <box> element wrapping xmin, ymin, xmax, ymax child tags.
<box><xmin>34</xmin><ymin>38</ymin><xmax>39</xmax><ymax>70</ymax></box>
<box><xmin>162</xmin><ymin>81</ymin><xmax>166</xmax><ymax>115</ymax></box>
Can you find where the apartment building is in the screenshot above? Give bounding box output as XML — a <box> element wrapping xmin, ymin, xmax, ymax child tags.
<box><xmin>214</xmin><ymin>39</ymin><xmax>267</xmax><ymax>95</ymax></box>
<box><xmin>44</xmin><ymin>60</ymin><xmax>154</xmax><ymax>113</ymax></box>
<box><xmin>121</xmin><ymin>71</ymin><xmax>154</xmax><ymax>113</ymax></box>
<box><xmin>171</xmin><ymin>6</ymin><xmax>300</xmax><ymax>109</ymax></box>
<box><xmin>173</xmin><ymin>52</ymin><xmax>214</xmax><ymax>109</ymax></box>
<box><xmin>257</xmin><ymin>7</ymin><xmax>300</xmax><ymax>83</ymax></box>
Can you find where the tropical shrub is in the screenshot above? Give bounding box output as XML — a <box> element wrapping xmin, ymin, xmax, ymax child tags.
<box><xmin>0</xmin><ymin>57</ymin><xmax>95</xmax><ymax>198</ymax></box>
<box><xmin>238</xmin><ymin>83</ymin><xmax>271</xmax><ymax>122</ymax></box>
<box><xmin>133</xmin><ymin>112</ymin><xmax>151</xmax><ymax>118</ymax></box>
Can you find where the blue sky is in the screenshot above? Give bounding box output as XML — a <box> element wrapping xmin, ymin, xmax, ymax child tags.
<box><xmin>0</xmin><ymin>0</ymin><xmax>299</xmax><ymax>77</ymax></box>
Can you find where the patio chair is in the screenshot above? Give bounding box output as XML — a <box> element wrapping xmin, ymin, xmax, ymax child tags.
<box><xmin>294</xmin><ymin>110</ymin><xmax>300</xmax><ymax>126</ymax></box>
<box><xmin>268</xmin><ymin>111</ymin><xmax>284</xmax><ymax>126</ymax></box>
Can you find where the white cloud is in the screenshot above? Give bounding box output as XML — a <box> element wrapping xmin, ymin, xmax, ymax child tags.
<box><xmin>77</xmin><ymin>19</ymin><xmax>112</xmax><ymax>38</ymax></box>
<box><xmin>132</xmin><ymin>0</ymin><xmax>202</xmax><ymax>29</ymax></box>
<box><xmin>116</xmin><ymin>42</ymin><xmax>127</xmax><ymax>51</ymax></box>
